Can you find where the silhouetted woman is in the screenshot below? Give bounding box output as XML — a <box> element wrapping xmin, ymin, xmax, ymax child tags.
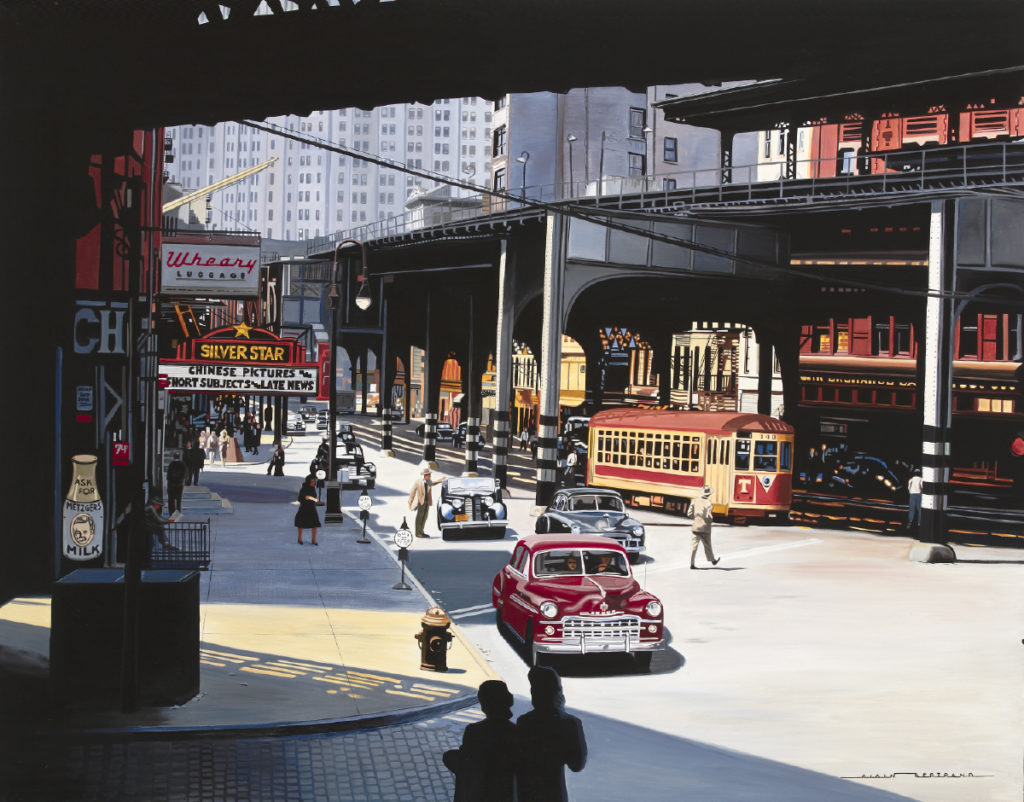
<box><xmin>294</xmin><ymin>474</ymin><xmax>321</xmax><ymax>545</ymax></box>
<box><xmin>443</xmin><ymin>680</ymin><xmax>518</xmax><ymax>802</ymax></box>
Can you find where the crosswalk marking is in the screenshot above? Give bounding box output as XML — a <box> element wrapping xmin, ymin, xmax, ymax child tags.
<box><xmin>646</xmin><ymin>537</ymin><xmax>823</xmax><ymax>574</ymax></box>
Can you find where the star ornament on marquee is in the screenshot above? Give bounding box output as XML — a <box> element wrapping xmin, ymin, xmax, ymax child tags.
<box><xmin>233</xmin><ymin>322</ymin><xmax>253</xmax><ymax>339</ymax></box>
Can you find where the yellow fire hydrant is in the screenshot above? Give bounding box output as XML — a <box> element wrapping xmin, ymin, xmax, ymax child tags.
<box><xmin>415</xmin><ymin>606</ymin><xmax>453</xmax><ymax>671</ymax></box>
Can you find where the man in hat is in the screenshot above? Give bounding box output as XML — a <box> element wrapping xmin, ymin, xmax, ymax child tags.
<box><xmin>442</xmin><ymin>680</ymin><xmax>518</xmax><ymax>801</ymax></box>
<box><xmin>687</xmin><ymin>485</ymin><xmax>719</xmax><ymax>569</ymax></box>
<box><xmin>408</xmin><ymin>464</ymin><xmax>444</xmax><ymax>538</ymax></box>
<box><xmin>516</xmin><ymin>665</ymin><xmax>587</xmax><ymax>801</ymax></box>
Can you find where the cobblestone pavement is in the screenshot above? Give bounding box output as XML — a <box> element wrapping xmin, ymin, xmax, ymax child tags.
<box><xmin>3</xmin><ymin>710</ymin><xmax>479</xmax><ymax>802</ymax></box>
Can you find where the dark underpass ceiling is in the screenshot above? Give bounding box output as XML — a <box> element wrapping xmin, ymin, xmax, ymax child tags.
<box><xmin>4</xmin><ymin>0</ymin><xmax>1023</xmax><ymax>136</ymax></box>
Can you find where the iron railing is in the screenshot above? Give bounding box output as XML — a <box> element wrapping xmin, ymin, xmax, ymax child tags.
<box><xmin>152</xmin><ymin>518</ymin><xmax>211</xmax><ymax>570</ymax></box>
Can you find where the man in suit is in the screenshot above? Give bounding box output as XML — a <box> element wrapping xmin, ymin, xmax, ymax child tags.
<box><xmin>407</xmin><ymin>464</ymin><xmax>443</xmax><ymax>538</ymax></box>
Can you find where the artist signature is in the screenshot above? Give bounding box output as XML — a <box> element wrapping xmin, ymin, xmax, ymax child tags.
<box><xmin>842</xmin><ymin>771</ymin><xmax>991</xmax><ymax>780</ymax></box>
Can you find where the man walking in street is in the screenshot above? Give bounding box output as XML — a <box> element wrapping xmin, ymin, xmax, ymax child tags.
<box><xmin>688</xmin><ymin>485</ymin><xmax>720</xmax><ymax>569</ymax></box>
<box><xmin>165</xmin><ymin>451</ymin><xmax>187</xmax><ymax>516</ymax></box>
<box><xmin>183</xmin><ymin>440</ymin><xmax>205</xmax><ymax>486</ymax></box>
<box><xmin>907</xmin><ymin>469</ymin><xmax>923</xmax><ymax>530</ymax></box>
<box><xmin>408</xmin><ymin>464</ymin><xmax>443</xmax><ymax>538</ymax></box>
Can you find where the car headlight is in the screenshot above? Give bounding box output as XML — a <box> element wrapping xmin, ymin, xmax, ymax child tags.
<box><xmin>450</xmin><ymin>498</ymin><xmax>464</xmax><ymax>510</ymax></box>
<box><xmin>570</xmin><ymin>524</ymin><xmax>581</xmax><ymax>535</ymax></box>
<box><xmin>540</xmin><ymin>601</ymin><xmax>558</xmax><ymax>619</ymax></box>
<box><xmin>366</xmin><ymin>463</ymin><xmax>377</xmax><ymax>475</ymax></box>
<box><xmin>632</xmin><ymin>526</ymin><xmax>644</xmax><ymax>537</ymax></box>
<box><xmin>488</xmin><ymin>502</ymin><xmax>506</xmax><ymax>520</ymax></box>
<box><xmin>439</xmin><ymin>503</ymin><xmax>455</xmax><ymax>522</ymax></box>
<box><xmin>645</xmin><ymin>600</ymin><xmax>662</xmax><ymax>617</ymax></box>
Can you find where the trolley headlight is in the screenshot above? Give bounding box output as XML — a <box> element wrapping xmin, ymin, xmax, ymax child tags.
<box><xmin>540</xmin><ymin>601</ymin><xmax>558</xmax><ymax>619</ymax></box>
<box><xmin>645</xmin><ymin>601</ymin><xmax>662</xmax><ymax>618</ymax></box>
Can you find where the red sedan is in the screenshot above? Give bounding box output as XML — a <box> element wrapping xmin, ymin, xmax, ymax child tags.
<box><xmin>492</xmin><ymin>534</ymin><xmax>665</xmax><ymax>670</ymax></box>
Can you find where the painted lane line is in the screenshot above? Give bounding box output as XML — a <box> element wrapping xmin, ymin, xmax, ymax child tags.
<box><xmin>646</xmin><ymin>537</ymin><xmax>823</xmax><ymax>574</ymax></box>
<box><xmin>451</xmin><ymin>608</ymin><xmax>497</xmax><ymax>621</ymax></box>
<box><xmin>449</xmin><ymin>603</ymin><xmax>493</xmax><ymax>616</ymax></box>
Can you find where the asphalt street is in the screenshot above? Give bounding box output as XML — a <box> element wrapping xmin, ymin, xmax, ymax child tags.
<box><xmin>2</xmin><ymin>411</ymin><xmax>1020</xmax><ymax>802</ymax></box>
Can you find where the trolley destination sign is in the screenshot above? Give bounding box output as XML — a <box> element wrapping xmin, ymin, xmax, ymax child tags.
<box><xmin>160</xmin><ymin>324</ymin><xmax>318</xmax><ymax>395</ymax></box>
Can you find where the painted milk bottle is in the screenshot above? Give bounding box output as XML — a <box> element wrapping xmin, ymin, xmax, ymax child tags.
<box><xmin>63</xmin><ymin>454</ymin><xmax>104</xmax><ymax>561</ymax></box>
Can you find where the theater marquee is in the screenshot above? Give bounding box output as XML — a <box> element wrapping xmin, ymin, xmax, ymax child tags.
<box><xmin>160</xmin><ymin>324</ymin><xmax>319</xmax><ymax>396</ymax></box>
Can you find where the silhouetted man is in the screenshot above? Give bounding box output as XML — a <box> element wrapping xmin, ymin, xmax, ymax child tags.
<box><xmin>443</xmin><ymin>680</ymin><xmax>518</xmax><ymax>802</ymax></box>
<box><xmin>516</xmin><ymin>665</ymin><xmax>587</xmax><ymax>801</ymax></box>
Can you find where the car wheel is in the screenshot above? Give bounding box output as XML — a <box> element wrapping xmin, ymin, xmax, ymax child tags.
<box><xmin>525</xmin><ymin>622</ymin><xmax>541</xmax><ymax>667</ymax></box>
<box><xmin>495</xmin><ymin>605</ymin><xmax>504</xmax><ymax>633</ymax></box>
<box><xmin>634</xmin><ymin>652</ymin><xmax>652</xmax><ymax>672</ymax></box>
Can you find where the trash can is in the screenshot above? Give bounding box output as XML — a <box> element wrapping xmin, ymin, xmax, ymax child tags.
<box><xmin>50</xmin><ymin>568</ymin><xmax>200</xmax><ymax>707</ymax></box>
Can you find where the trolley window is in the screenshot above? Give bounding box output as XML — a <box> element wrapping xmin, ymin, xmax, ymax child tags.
<box><xmin>780</xmin><ymin>441</ymin><xmax>792</xmax><ymax>472</ymax></box>
<box><xmin>753</xmin><ymin>440</ymin><xmax>778</xmax><ymax>471</ymax></box>
<box><xmin>735</xmin><ymin>437</ymin><xmax>751</xmax><ymax>470</ymax></box>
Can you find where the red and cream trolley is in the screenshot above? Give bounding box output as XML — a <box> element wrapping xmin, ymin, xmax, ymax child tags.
<box><xmin>585</xmin><ymin>409</ymin><xmax>795</xmax><ymax>522</ymax></box>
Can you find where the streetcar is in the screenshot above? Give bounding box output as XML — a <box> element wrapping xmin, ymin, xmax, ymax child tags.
<box><xmin>585</xmin><ymin>408</ymin><xmax>795</xmax><ymax>522</ymax></box>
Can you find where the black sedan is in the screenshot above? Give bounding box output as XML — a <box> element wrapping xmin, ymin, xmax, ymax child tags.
<box><xmin>534</xmin><ymin>487</ymin><xmax>645</xmax><ymax>560</ymax></box>
<box><xmin>436</xmin><ymin>476</ymin><xmax>508</xmax><ymax>539</ymax></box>
<box><xmin>414</xmin><ymin>422</ymin><xmax>456</xmax><ymax>442</ymax></box>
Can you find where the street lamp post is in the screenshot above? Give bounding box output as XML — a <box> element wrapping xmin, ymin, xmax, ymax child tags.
<box><xmin>515</xmin><ymin>151</ymin><xmax>529</xmax><ymax>201</ymax></box>
<box><xmin>325</xmin><ymin>238</ymin><xmax>369</xmax><ymax>524</ymax></box>
<box><xmin>643</xmin><ymin>126</ymin><xmax>654</xmax><ymax>185</ymax></box>
<box><xmin>566</xmin><ymin>134</ymin><xmax>577</xmax><ymax>197</ymax></box>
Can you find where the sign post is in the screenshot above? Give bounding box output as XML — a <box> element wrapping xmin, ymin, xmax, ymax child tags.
<box><xmin>357</xmin><ymin>489</ymin><xmax>372</xmax><ymax>544</ymax></box>
<box><xmin>393</xmin><ymin>517</ymin><xmax>413</xmax><ymax>591</ymax></box>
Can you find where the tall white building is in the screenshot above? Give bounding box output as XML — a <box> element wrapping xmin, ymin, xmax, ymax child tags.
<box><xmin>165</xmin><ymin>99</ymin><xmax>494</xmax><ymax>240</ymax></box>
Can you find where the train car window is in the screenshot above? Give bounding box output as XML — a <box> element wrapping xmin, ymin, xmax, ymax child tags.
<box><xmin>781</xmin><ymin>441</ymin><xmax>792</xmax><ymax>471</ymax></box>
<box><xmin>736</xmin><ymin>438</ymin><xmax>750</xmax><ymax>470</ymax></box>
<box><xmin>754</xmin><ymin>440</ymin><xmax>778</xmax><ymax>471</ymax></box>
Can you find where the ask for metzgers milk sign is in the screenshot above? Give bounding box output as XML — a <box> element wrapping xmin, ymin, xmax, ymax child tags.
<box><xmin>160</xmin><ymin>234</ymin><xmax>260</xmax><ymax>298</ymax></box>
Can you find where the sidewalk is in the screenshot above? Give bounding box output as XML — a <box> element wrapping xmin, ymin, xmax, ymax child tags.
<box><xmin>0</xmin><ymin>429</ymin><xmax>499</xmax><ymax>737</ymax></box>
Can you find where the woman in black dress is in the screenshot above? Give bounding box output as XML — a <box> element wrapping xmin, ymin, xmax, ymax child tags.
<box><xmin>294</xmin><ymin>474</ymin><xmax>321</xmax><ymax>545</ymax></box>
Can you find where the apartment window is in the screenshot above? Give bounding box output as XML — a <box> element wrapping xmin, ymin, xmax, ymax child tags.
<box><xmin>493</xmin><ymin>168</ymin><xmax>506</xmax><ymax>192</ymax></box>
<box><xmin>493</xmin><ymin>125</ymin><xmax>507</xmax><ymax>157</ymax></box>
<box><xmin>494</xmin><ymin>97</ymin><xmax>506</xmax><ymax>111</ymax></box>
<box><xmin>663</xmin><ymin>178</ymin><xmax>677</xmax><ymax>190</ymax></box>
<box><xmin>663</xmin><ymin>137</ymin><xmax>678</xmax><ymax>163</ymax></box>
<box><xmin>628</xmin><ymin>153</ymin><xmax>645</xmax><ymax>177</ymax></box>
<box><xmin>629</xmin><ymin>107</ymin><xmax>646</xmax><ymax>139</ymax></box>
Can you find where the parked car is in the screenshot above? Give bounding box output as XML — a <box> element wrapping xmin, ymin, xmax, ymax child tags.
<box><xmin>414</xmin><ymin>422</ymin><xmax>456</xmax><ymax>442</ymax></box>
<box><xmin>298</xmin><ymin>404</ymin><xmax>318</xmax><ymax>422</ymax></box>
<box><xmin>287</xmin><ymin>414</ymin><xmax>306</xmax><ymax>434</ymax></box>
<box><xmin>492</xmin><ymin>534</ymin><xmax>664</xmax><ymax>669</ymax></box>
<box><xmin>334</xmin><ymin>441</ymin><xmax>376</xmax><ymax>489</ymax></box>
<box><xmin>535</xmin><ymin>487</ymin><xmax>645</xmax><ymax>560</ymax></box>
<box><xmin>827</xmin><ymin>454</ymin><xmax>907</xmax><ymax>498</ymax></box>
<box><xmin>452</xmin><ymin>421</ymin><xmax>487</xmax><ymax>449</ymax></box>
<box><xmin>436</xmin><ymin>476</ymin><xmax>507</xmax><ymax>539</ymax></box>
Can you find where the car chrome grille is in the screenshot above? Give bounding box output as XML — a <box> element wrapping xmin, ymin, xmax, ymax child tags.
<box><xmin>562</xmin><ymin>616</ymin><xmax>641</xmax><ymax>639</ymax></box>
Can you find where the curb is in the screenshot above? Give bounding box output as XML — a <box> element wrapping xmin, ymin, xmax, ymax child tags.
<box><xmin>39</xmin><ymin>691</ymin><xmax>478</xmax><ymax>742</ymax></box>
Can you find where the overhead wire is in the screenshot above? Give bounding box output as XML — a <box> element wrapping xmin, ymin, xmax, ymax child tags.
<box><xmin>240</xmin><ymin>118</ymin><xmax>1024</xmax><ymax>308</ymax></box>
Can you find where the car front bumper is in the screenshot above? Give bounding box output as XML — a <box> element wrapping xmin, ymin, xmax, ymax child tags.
<box><xmin>534</xmin><ymin>636</ymin><xmax>664</xmax><ymax>656</ymax></box>
<box><xmin>440</xmin><ymin>520</ymin><xmax>507</xmax><ymax>531</ymax></box>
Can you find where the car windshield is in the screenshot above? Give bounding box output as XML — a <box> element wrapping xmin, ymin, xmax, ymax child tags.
<box><xmin>570</xmin><ymin>495</ymin><xmax>623</xmax><ymax>512</ymax></box>
<box><xmin>534</xmin><ymin>549</ymin><xmax>628</xmax><ymax>577</ymax></box>
<box><xmin>445</xmin><ymin>477</ymin><xmax>495</xmax><ymax>495</ymax></box>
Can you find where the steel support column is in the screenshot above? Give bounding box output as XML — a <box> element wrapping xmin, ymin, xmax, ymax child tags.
<box><xmin>535</xmin><ymin>212</ymin><xmax>567</xmax><ymax>510</ymax></box>
<box><xmin>920</xmin><ymin>200</ymin><xmax>956</xmax><ymax>545</ymax></box>
<box><xmin>492</xmin><ymin>240</ymin><xmax>516</xmax><ymax>489</ymax></box>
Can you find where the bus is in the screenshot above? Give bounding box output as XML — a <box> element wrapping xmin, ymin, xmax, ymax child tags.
<box><xmin>585</xmin><ymin>408</ymin><xmax>795</xmax><ymax>522</ymax></box>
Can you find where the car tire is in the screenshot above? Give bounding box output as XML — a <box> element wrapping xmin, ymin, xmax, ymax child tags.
<box><xmin>495</xmin><ymin>605</ymin><xmax>504</xmax><ymax>633</ymax></box>
<box><xmin>634</xmin><ymin>652</ymin><xmax>652</xmax><ymax>672</ymax></box>
<box><xmin>525</xmin><ymin>622</ymin><xmax>541</xmax><ymax>667</ymax></box>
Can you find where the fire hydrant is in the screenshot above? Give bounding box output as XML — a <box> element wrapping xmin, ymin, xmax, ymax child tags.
<box><xmin>415</xmin><ymin>606</ymin><xmax>453</xmax><ymax>671</ymax></box>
